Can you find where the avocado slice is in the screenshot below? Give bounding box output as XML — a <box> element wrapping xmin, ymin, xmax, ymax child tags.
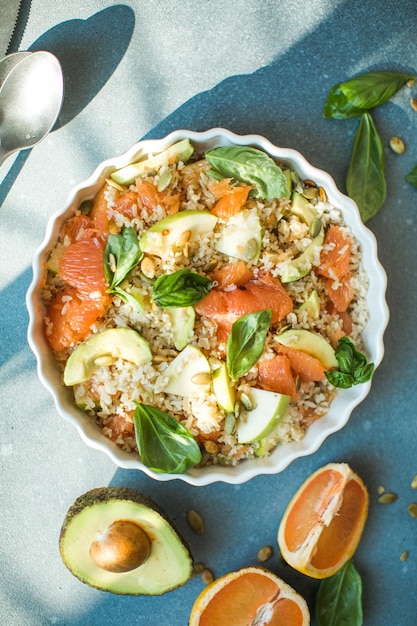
<box><xmin>212</xmin><ymin>361</ymin><xmax>236</xmax><ymax>413</ymax></box>
<box><xmin>111</xmin><ymin>139</ymin><xmax>194</xmax><ymax>186</ymax></box>
<box><xmin>162</xmin><ymin>345</ymin><xmax>211</xmax><ymax>397</ymax></box>
<box><xmin>275</xmin><ymin>328</ymin><xmax>338</xmax><ymax>370</ymax></box>
<box><xmin>280</xmin><ymin>231</ymin><xmax>324</xmax><ymax>283</ymax></box>
<box><xmin>290</xmin><ymin>192</ymin><xmax>317</xmax><ymax>227</ymax></box>
<box><xmin>59</xmin><ymin>487</ymin><xmax>193</xmax><ymax>595</ymax></box>
<box><xmin>236</xmin><ymin>387</ymin><xmax>290</xmax><ymax>443</ymax></box>
<box><xmin>214</xmin><ymin>209</ymin><xmax>262</xmax><ymax>264</ymax></box>
<box><xmin>166</xmin><ymin>306</ymin><xmax>195</xmax><ymax>350</ymax></box>
<box><xmin>139</xmin><ymin>210</ymin><xmax>218</xmax><ymax>258</ymax></box>
<box><xmin>299</xmin><ymin>289</ymin><xmax>320</xmax><ymax>319</ymax></box>
<box><xmin>64</xmin><ymin>328</ymin><xmax>152</xmax><ymax>386</ymax></box>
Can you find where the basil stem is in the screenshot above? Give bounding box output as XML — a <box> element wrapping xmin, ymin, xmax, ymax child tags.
<box><xmin>316</xmin><ymin>561</ymin><xmax>363</xmax><ymax>626</ymax></box>
<box><xmin>152</xmin><ymin>268</ymin><xmax>213</xmax><ymax>308</ymax></box>
<box><xmin>406</xmin><ymin>164</ymin><xmax>417</xmax><ymax>188</ymax></box>
<box><xmin>205</xmin><ymin>146</ymin><xmax>290</xmax><ymax>200</ymax></box>
<box><xmin>323</xmin><ymin>71</ymin><xmax>414</xmax><ymax>119</ymax></box>
<box><xmin>104</xmin><ymin>227</ymin><xmax>143</xmax><ymax>290</ymax></box>
<box><xmin>133</xmin><ymin>403</ymin><xmax>202</xmax><ymax>474</ymax></box>
<box><xmin>346</xmin><ymin>113</ymin><xmax>386</xmax><ymax>222</ymax></box>
<box><xmin>227</xmin><ymin>309</ymin><xmax>272</xmax><ymax>380</ymax></box>
<box><xmin>325</xmin><ymin>337</ymin><xmax>374</xmax><ymax>389</ymax></box>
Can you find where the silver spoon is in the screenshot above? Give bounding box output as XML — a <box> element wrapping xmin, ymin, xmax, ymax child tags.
<box><xmin>0</xmin><ymin>51</ymin><xmax>64</xmax><ymax>166</ymax></box>
<box><xmin>0</xmin><ymin>51</ymin><xmax>32</xmax><ymax>87</ymax></box>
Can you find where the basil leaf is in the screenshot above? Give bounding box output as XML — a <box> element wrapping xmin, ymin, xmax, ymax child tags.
<box><xmin>104</xmin><ymin>227</ymin><xmax>143</xmax><ymax>290</ymax></box>
<box><xmin>325</xmin><ymin>371</ymin><xmax>354</xmax><ymax>389</ymax></box>
<box><xmin>152</xmin><ymin>268</ymin><xmax>213</xmax><ymax>308</ymax></box>
<box><xmin>227</xmin><ymin>309</ymin><xmax>272</xmax><ymax>380</ymax></box>
<box><xmin>325</xmin><ymin>337</ymin><xmax>374</xmax><ymax>389</ymax></box>
<box><xmin>406</xmin><ymin>164</ymin><xmax>417</xmax><ymax>188</ymax></box>
<box><xmin>324</xmin><ymin>71</ymin><xmax>414</xmax><ymax>119</ymax></box>
<box><xmin>133</xmin><ymin>403</ymin><xmax>202</xmax><ymax>474</ymax></box>
<box><xmin>316</xmin><ymin>561</ymin><xmax>363</xmax><ymax>626</ymax></box>
<box><xmin>205</xmin><ymin>146</ymin><xmax>289</xmax><ymax>200</ymax></box>
<box><xmin>346</xmin><ymin>113</ymin><xmax>386</xmax><ymax>222</ymax></box>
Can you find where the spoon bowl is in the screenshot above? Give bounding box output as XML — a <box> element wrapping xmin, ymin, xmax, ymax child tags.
<box><xmin>0</xmin><ymin>51</ymin><xmax>31</xmax><ymax>86</ymax></box>
<box><xmin>0</xmin><ymin>51</ymin><xmax>64</xmax><ymax>165</ymax></box>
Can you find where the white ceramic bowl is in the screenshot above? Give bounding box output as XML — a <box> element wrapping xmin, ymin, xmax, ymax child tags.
<box><xmin>26</xmin><ymin>128</ymin><xmax>389</xmax><ymax>485</ymax></box>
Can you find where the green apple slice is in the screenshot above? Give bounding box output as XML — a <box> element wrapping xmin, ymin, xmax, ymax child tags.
<box><xmin>236</xmin><ymin>387</ymin><xmax>290</xmax><ymax>443</ymax></box>
<box><xmin>111</xmin><ymin>139</ymin><xmax>194</xmax><ymax>186</ymax></box>
<box><xmin>139</xmin><ymin>210</ymin><xmax>218</xmax><ymax>258</ymax></box>
<box><xmin>214</xmin><ymin>209</ymin><xmax>262</xmax><ymax>263</ymax></box>
<box><xmin>162</xmin><ymin>345</ymin><xmax>211</xmax><ymax>397</ymax></box>
<box><xmin>275</xmin><ymin>328</ymin><xmax>338</xmax><ymax>369</ymax></box>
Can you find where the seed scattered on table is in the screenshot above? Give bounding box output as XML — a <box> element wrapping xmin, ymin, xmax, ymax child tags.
<box><xmin>400</xmin><ymin>551</ymin><xmax>409</xmax><ymax>562</ymax></box>
<box><xmin>389</xmin><ymin>137</ymin><xmax>406</xmax><ymax>154</ymax></box>
<box><xmin>187</xmin><ymin>510</ymin><xmax>205</xmax><ymax>534</ymax></box>
<box><xmin>377</xmin><ymin>485</ymin><xmax>385</xmax><ymax>495</ymax></box>
<box><xmin>407</xmin><ymin>503</ymin><xmax>417</xmax><ymax>518</ymax></box>
<box><xmin>378</xmin><ymin>492</ymin><xmax>398</xmax><ymax>504</ymax></box>
<box><xmin>410</xmin><ymin>96</ymin><xmax>417</xmax><ymax>111</ymax></box>
<box><xmin>257</xmin><ymin>545</ymin><xmax>273</xmax><ymax>563</ymax></box>
<box><xmin>202</xmin><ymin>568</ymin><xmax>214</xmax><ymax>585</ymax></box>
<box><xmin>192</xmin><ymin>562</ymin><xmax>205</xmax><ymax>575</ymax></box>
<box><xmin>411</xmin><ymin>474</ymin><xmax>417</xmax><ymax>489</ymax></box>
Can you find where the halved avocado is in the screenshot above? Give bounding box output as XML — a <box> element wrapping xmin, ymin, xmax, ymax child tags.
<box><xmin>63</xmin><ymin>328</ymin><xmax>152</xmax><ymax>386</ymax></box>
<box><xmin>59</xmin><ymin>487</ymin><xmax>193</xmax><ymax>595</ymax></box>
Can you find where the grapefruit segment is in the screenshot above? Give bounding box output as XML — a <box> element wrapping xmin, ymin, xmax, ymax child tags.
<box><xmin>189</xmin><ymin>566</ymin><xmax>310</xmax><ymax>626</ymax></box>
<box><xmin>210</xmin><ymin>261</ymin><xmax>253</xmax><ymax>289</ymax></box>
<box><xmin>278</xmin><ymin>462</ymin><xmax>369</xmax><ymax>579</ymax></box>
<box><xmin>257</xmin><ymin>355</ymin><xmax>298</xmax><ymax>400</ymax></box>
<box><xmin>59</xmin><ymin>237</ymin><xmax>109</xmax><ymax>296</ymax></box>
<box><xmin>318</xmin><ymin>225</ymin><xmax>351</xmax><ymax>280</ymax></box>
<box><xmin>275</xmin><ymin>344</ymin><xmax>326</xmax><ymax>382</ymax></box>
<box><xmin>45</xmin><ymin>286</ymin><xmax>110</xmax><ymax>352</ymax></box>
<box><xmin>195</xmin><ymin>272</ymin><xmax>293</xmax><ymax>339</ymax></box>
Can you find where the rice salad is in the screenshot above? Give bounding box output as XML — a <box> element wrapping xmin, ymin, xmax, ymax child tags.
<box><xmin>42</xmin><ymin>138</ymin><xmax>372</xmax><ymax>474</ymax></box>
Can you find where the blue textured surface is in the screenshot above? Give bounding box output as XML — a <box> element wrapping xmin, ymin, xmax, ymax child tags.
<box><xmin>1</xmin><ymin>1</ymin><xmax>417</xmax><ymax>624</ymax></box>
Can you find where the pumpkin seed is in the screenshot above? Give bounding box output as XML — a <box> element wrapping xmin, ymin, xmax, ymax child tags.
<box><xmin>203</xmin><ymin>258</ymin><xmax>219</xmax><ymax>272</ymax></box>
<box><xmin>389</xmin><ymin>136</ymin><xmax>406</xmax><ymax>154</ymax></box>
<box><xmin>400</xmin><ymin>551</ymin><xmax>409</xmax><ymax>562</ymax></box>
<box><xmin>245</xmin><ymin>237</ymin><xmax>260</xmax><ymax>261</ymax></box>
<box><xmin>319</xmin><ymin>186</ymin><xmax>327</xmax><ymax>203</ymax></box>
<box><xmin>203</xmin><ymin>440</ymin><xmax>219</xmax><ymax>455</ymax></box>
<box><xmin>224</xmin><ymin>413</ymin><xmax>236</xmax><ymax>434</ymax></box>
<box><xmin>304</xmin><ymin>179</ymin><xmax>317</xmax><ymax>187</ymax></box>
<box><xmin>378</xmin><ymin>492</ymin><xmax>398</xmax><ymax>504</ymax></box>
<box><xmin>257</xmin><ymin>545</ymin><xmax>273</xmax><ymax>563</ymax></box>
<box><xmin>309</xmin><ymin>218</ymin><xmax>322</xmax><ymax>238</ymax></box>
<box><xmin>240</xmin><ymin>392</ymin><xmax>255</xmax><ymax>411</ymax></box>
<box><xmin>407</xmin><ymin>78</ymin><xmax>416</xmax><ymax>88</ymax></box>
<box><xmin>303</xmin><ymin>186</ymin><xmax>319</xmax><ymax>200</ymax></box>
<box><xmin>191</xmin><ymin>372</ymin><xmax>212</xmax><ymax>385</ymax></box>
<box><xmin>187</xmin><ymin>510</ymin><xmax>205</xmax><ymax>534</ymax></box>
<box><xmin>202</xmin><ymin>568</ymin><xmax>214</xmax><ymax>585</ymax></box>
<box><xmin>410</xmin><ymin>96</ymin><xmax>417</xmax><ymax>111</ymax></box>
<box><xmin>411</xmin><ymin>474</ymin><xmax>417</xmax><ymax>489</ymax></box>
<box><xmin>140</xmin><ymin>256</ymin><xmax>156</xmax><ymax>279</ymax></box>
<box><xmin>157</xmin><ymin>167</ymin><xmax>173</xmax><ymax>191</ymax></box>
<box><xmin>407</xmin><ymin>503</ymin><xmax>417</xmax><ymax>518</ymax></box>
<box><xmin>377</xmin><ymin>485</ymin><xmax>385</xmax><ymax>495</ymax></box>
<box><xmin>192</xmin><ymin>562</ymin><xmax>205</xmax><ymax>575</ymax></box>
<box><xmin>80</xmin><ymin>199</ymin><xmax>93</xmax><ymax>214</ymax></box>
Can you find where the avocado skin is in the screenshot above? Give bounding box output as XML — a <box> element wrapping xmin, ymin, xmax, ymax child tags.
<box><xmin>59</xmin><ymin>487</ymin><xmax>194</xmax><ymax>595</ymax></box>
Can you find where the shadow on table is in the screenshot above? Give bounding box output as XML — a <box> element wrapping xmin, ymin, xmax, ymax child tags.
<box><xmin>3</xmin><ymin>0</ymin><xmax>415</xmax><ymax>622</ymax></box>
<box><xmin>0</xmin><ymin>5</ymin><xmax>135</xmax><ymax>207</ymax></box>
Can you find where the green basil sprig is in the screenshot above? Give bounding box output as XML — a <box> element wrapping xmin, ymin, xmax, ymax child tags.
<box><xmin>205</xmin><ymin>146</ymin><xmax>290</xmax><ymax>200</ymax></box>
<box><xmin>346</xmin><ymin>113</ymin><xmax>386</xmax><ymax>222</ymax></box>
<box><xmin>316</xmin><ymin>561</ymin><xmax>363</xmax><ymax>626</ymax></box>
<box><xmin>325</xmin><ymin>337</ymin><xmax>374</xmax><ymax>389</ymax></box>
<box><xmin>323</xmin><ymin>71</ymin><xmax>414</xmax><ymax>119</ymax></box>
<box><xmin>406</xmin><ymin>164</ymin><xmax>417</xmax><ymax>188</ymax></box>
<box><xmin>104</xmin><ymin>227</ymin><xmax>143</xmax><ymax>291</ymax></box>
<box><xmin>152</xmin><ymin>268</ymin><xmax>213</xmax><ymax>308</ymax></box>
<box><xmin>133</xmin><ymin>403</ymin><xmax>201</xmax><ymax>474</ymax></box>
<box><xmin>227</xmin><ymin>309</ymin><xmax>272</xmax><ymax>380</ymax></box>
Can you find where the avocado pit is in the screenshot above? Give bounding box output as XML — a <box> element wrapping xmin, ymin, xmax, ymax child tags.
<box><xmin>89</xmin><ymin>520</ymin><xmax>151</xmax><ymax>573</ymax></box>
